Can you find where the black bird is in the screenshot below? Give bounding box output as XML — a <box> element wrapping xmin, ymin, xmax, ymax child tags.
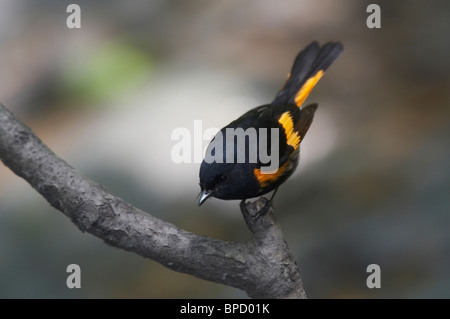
<box><xmin>198</xmin><ymin>41</ymin><xmax>343</xmax><ymax>209</ymax></box>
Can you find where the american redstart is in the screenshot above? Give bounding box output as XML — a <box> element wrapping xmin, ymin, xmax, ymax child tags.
<box><xmin>198</xmin><ymin>41</ymin><xmax>343</xmax><ymax>211</ymax></box>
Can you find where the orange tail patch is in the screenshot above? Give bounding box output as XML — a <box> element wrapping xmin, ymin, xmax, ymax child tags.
<box><xmin>294</xmin><ymin>70</ymin><xmax>324</xmax><ymax>107</ymax></box>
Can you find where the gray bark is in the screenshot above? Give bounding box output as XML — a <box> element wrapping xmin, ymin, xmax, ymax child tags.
<box><xmin>0</xmin><ymin>103</ymin><xmax>306</xmax><ymax>299</ymax></box>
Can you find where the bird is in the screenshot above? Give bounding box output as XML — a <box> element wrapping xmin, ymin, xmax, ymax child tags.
<box><xmin>198</xmin><ymin>41</ymin><xmax>343</xmax><ymax>212</ymax></box>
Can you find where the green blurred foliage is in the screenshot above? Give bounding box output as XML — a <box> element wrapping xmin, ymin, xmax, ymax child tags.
<box><xmin>61</xmin><ymin>42</ymin><xmax>153</xmax><ymax>106</ymax></box>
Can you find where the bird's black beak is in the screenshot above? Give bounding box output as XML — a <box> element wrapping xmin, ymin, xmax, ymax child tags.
<box><xmin>198</xmin><ymin>190</ymin><xmax>212</xmax><ymax>206</ymax></box>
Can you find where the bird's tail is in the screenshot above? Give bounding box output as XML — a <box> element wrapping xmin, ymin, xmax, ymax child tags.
<box><xmin>271</xmin><ymin>41</ymin><xmax>343</xmax><ymax>107</ymax></box>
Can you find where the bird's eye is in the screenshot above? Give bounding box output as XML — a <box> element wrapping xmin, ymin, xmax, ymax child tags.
<box><xmin>217</xmin><ymin>175</ymin><xmax>227</xmax><ymax>183</ymax></box>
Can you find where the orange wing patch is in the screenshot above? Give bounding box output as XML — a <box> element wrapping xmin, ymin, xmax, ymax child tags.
<box><xmin>278</xmin><ymin>111</ymin><xmax>300</xmax><ymax>150</ymax></box>
<box><xmin>255</xmin><ymin>112</ymin><xmax>300</xmax><ymax>187</ymax></box>
<box><xmin>294</xmin><ymin>70</ymin><xmax>324</xmax><ymax>107</ymax></box>
<box><xmin>254</xmin><ymin>160</ymin><xmax>291</xmax><ymax>188</ymax></box>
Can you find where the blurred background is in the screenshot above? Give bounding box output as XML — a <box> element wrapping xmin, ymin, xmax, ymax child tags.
<box><xmin>0</xmin><ymin>0</ymin><xmax>449</xmax><ymax>298</ymax></box>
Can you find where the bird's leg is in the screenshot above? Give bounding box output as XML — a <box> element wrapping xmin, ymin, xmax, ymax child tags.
<box><xmin>240</xmin><ymin>189</ymin><xmax>279</xmax><ymax>231</ymax></box>
<box><xmin>255</xmin><ymin>187</ymin><xmax>279</xmax><ymax>217</ymax></box>
<box><xmin>240</xmin><ymin>188</ymin><xmax>279</xmax><ymax>223</ymax></box>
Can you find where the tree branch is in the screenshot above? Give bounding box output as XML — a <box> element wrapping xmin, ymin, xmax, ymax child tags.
<box><xmin>0</xmin><ymin>103</ymin><xmax>306</xmax><ymax>299</ymax></box>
